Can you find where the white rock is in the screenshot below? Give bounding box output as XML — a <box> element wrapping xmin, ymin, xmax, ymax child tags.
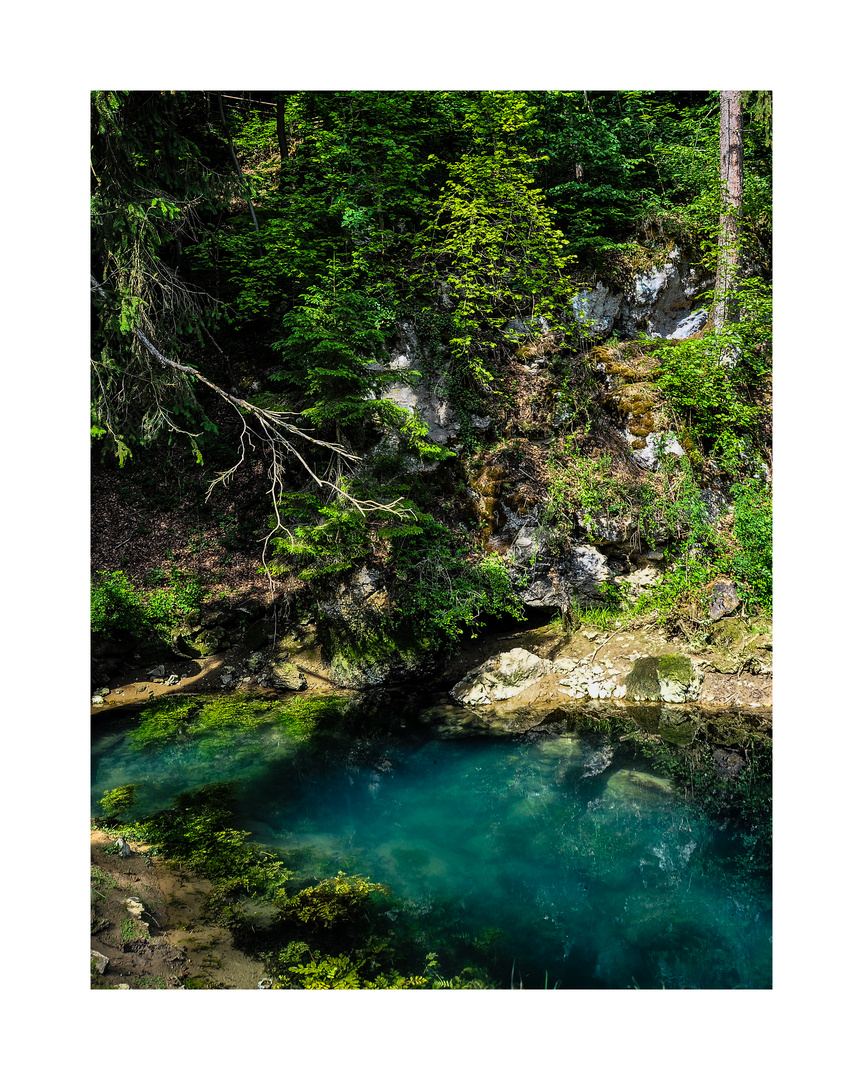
<box><xmin>91</xmin><ymin>950</ymin><xmax>110</xmax><ymax>975</ymax></box>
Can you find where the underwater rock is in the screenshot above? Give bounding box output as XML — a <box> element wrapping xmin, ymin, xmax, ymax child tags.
<box><xmin>713</xmin><ymin>748</ymin><xmax>746</xmax><ymax>778</ymax></box>
<box><xmin>581</xmin><ymin>744</ymin><xmax>615</xmax><ymax>777</ymax></box>
<box><xmin>604</xmin><ymin>769</ymin><xmax>675</xmax><ymax>805</ymax></box>
<box><xmin>451</xmin><ymin>648</ymin><xmax>553</xmax><ymax>706</ymax></box>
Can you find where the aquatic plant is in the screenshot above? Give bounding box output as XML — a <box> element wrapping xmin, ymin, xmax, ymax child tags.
<box><xmin>98</xmin><ymin>784</ymin><xmax>137</xmax><ymax>818</ymax></box>
<box><xmin>128</xmin><ymin>694</ymin><xmax>347</xmax><ymax>752</ymax></box>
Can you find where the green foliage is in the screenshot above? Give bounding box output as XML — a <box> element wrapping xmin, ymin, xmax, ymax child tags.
<box><xmin>418</xmin><ymin>93</ymin><xmax>576</xmax><ymax>388</ymax></box>
<box><xmin>90</xmin><ymin>570</ymin><xmax>151</xmax><ymax>638</ymax></box>
<box><xmin>99</xmin><ymin>785</ymin><xmax>137</xmax><ymax>818</ymax></box>
<box><xmin>136</xmin><ymin>783</ymin><xmax>293</xmax><ymax>913</ymax></box>
<box><xmin>731</xmin><ymin>478</ymin><xmax>772</xmax><ymax>612</ymax></box>
<box><xmin>545</xmin><ymin>440</ymin><xmax>740</xmax><ymax>629</ymax></box>
<box><xmin>91</xmin><ymin>569</ymin><xmax>206</xmax><ymax>643</ymax></box>
<box><xmin>128</xmin><ymin>694</ymin><xmax>346</xmax><ymax>752</ymax></box>
<box><xmin>272</xmin><ymin>259</ymin><xmax>401</xmax><ymax>431</ymax></box>
<box><xmin>283</xmin><ymin>873</ymin><xmax>389</xmax><ymax>929</ymax></box>
<box><xmin>653</xmin><ymin>278</ymin><xmax>771</xmax><ymax>467</ymax></box>
<box><xmin>546</xmin><ymin>438</ymin><xmax>710</xmax><ymax>552</ymax></box>
<box><xmin>272</xmin><ymin>493</ymin><xmax>523</xmax><ymax>649</ymax></box>
<box><xmin>91</xmin><ymin>91</ymin><xmax>233</xmax><ymax>461</ymax></box>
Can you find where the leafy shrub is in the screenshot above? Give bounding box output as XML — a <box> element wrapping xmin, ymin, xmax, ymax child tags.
<box><xmin>99</xmin><ymin>785</ymin><xmax>137</xmax><ymax>818</ymax></box>
<box><xmin>731</xmin><ymin>478</ymin><xmax>772</xmax><ymax>612</ymax></box>
<box><xmin>283</xmin><ymin>873</ymin><xmax>389</xmax><ymax>929</ymax></box>
<box><xmin>653</xmin><ymin>277</ymin><xmax>771</xmax><ymax>466</ymax></box>
<box><xmin>91</xmin><ymin>570</ymin><xmax>151</xmax><ymax>638</ymax></box>
<box><xmin>91</xmin><ymin>569</ymin><xmax>206</xmax><ymax>643</ymax></box>
<box><xmin>272</xmin><ymin>493</ymin><xmax>524</xmax><ymax>650</ymax></box>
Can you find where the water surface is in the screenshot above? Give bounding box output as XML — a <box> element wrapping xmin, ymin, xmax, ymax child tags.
<box><xmin>92</xmin><ymin>707</ymin><xmax>771</xmax><ymax>988</ymax></box>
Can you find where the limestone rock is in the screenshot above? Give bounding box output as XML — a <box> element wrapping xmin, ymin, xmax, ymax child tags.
<box><xmin>269</xmin><ymin>661</ymin><xmax>307</xmax><ymax>692</ymax></box>
<box><xmin>627</xmin><ymin>430</ymin><xmax>686</xmax><ymax>470</ymax></box>
<box><xmin>571</xmin><ymin>282</ymin><xmax>624</xmax><ymax>338</ymax></box>
<box><xmin>624</xmin><ymin>654</ymin><xmax>701</xmax><ymax>704</ymax></box>
<box><xmin>451</xmin><ymin>648</ymin><xmax>553</xmax><ymax>707</ymax></box>
<box><xmin>570</xmin><ymin>248</ymin><xmax>713</xmax><ymax>342</ymax></box>
<box><xmin>91</xmin><ymin>950</ymin><xmax>110</xmax><ymax>975</ymax></box>
<box><xmin>708</xmin><ymin>579</ymin><xmax>741</xmax><ymax>621</ymax></box>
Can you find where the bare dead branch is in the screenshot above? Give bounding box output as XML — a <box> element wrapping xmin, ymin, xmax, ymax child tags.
<box><xmin>91</xmin><ymin>274</ymin><xmax>415</xmax><ymax>577</ymax></box>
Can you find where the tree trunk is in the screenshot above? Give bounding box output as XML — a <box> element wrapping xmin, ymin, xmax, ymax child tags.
<box><xmin>715</xmin><ymin>91</ymin><xmax>744</xmax><ymax>334</ymax></box>
<box><xmin>275</xmin><ymin>93</ymin><xmax>289</xmax><ymax>175</ymax></box>
<box><xmin>218</xmin><ymin>94</ymin><xmax>264</xmax><ymax>258</ymax></box>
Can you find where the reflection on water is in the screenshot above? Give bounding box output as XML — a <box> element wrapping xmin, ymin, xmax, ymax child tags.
<box><xmin>92</xmin><ymin>713</ymin><xmax>771</xmax><ymax>989</ymax></box>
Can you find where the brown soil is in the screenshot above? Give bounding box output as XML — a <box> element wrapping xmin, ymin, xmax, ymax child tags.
<box><xmin>90</xmin><ymin>829</ymin><xmax>266</xmax><ymax>990</ymax></box>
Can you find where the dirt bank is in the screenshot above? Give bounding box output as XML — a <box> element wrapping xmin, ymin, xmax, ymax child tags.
<box><xmin>90</xmin><ymin>829</ymin><xmax>266</xmax><ymax>990</ymax></box>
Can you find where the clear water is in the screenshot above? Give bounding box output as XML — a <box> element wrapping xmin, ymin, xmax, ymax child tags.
<box><xmin>92</xmin><ymin>708</ymin><xmax>772</xmax><ymax>989</ymax></box>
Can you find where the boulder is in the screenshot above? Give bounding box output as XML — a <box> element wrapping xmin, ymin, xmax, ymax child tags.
<box><xmin>91</xmin><ymin>950</ymin><xmax>110</xmax><ymax>975</ymax></box>
<box><xmin>451</xmin><ymin>648</ymin><xmax>553</xmax><ymax>707</ymax></box>
<box><xmin>708</xmin><ymin>578</ymin><xmax>741</xmax><ymax>621</ymax></box>
<box><xmin>570</xmin><ymin>248</ymin><xmax>713</xmax><ymax>342</ymax></box>
<box><xmin>624</xmin><ymin>654</ymin><xmax>701</xmax><ymax>704</ymax></box>
<box><xmin>269</xmin><ymin>660</ymin><xmax>307</xmax><ymax>692</ymax></box>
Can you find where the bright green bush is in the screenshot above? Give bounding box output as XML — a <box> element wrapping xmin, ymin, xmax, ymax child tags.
<box><xmin>90</xmin><ymin>569</ymin><xmax>205</xmax><ymax>642</ymax></box>
<box><xmin>731</xmin><ymin>478</ymin><xmax>772</xmax><ymax>612</ymax></box>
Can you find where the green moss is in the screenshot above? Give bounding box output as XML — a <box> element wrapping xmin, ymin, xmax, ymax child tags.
<box><xmin>656</xmin><ymin>710</ymin><xmax>697</xmax><ymax>747</ymax></box>
<box><xmin>656</xmin><ymin>654</ymin><xmax>694</xmax><ymax>684</ymax></box>
<box><xmin>328</xmin><ymin>624</ymin><xmax>433</xmax><ymax>688</ymax></box>
<box><xmin>129</xmin><ymin>693</ymin><xmax>346</xmax><ymax>751</ymax></box>
<box><xmin>625</xmin><ymin>657</ymin><xmax>661</xmax><ymax>701</ymax></box>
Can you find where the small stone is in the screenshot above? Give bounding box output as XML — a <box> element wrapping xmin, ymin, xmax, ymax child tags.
<box><xmin>91</xmin><ymin>696</ymin><xmax>104</xmax><ymax>706</ymax></box>
<box><xmin>165</xmin><ymin>674</ymin><xmax>180</xmax><ymax>686</ymax></box>
<box><xmin>98</xmin><ymin>687</ymin><xmax>110</xmax><ymax>696</ymax></box>
<box><xmin>117</xmin><ymin>984</ymin><xmax>130</xmax><ymax>990</ymax></box>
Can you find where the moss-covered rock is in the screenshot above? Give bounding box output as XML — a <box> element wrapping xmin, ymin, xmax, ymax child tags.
<box><xmin>327</xmin><ymin>625</ymin><xmax>437</xmax><ymax>689</ymax></box>
<box><xmin>625</xmin><ymin>654</ymin><xmax>699</xmax><ymax>704</ymax></box>
<box><xmin>656</xmin><ymin>654</ymin><xmax>696</xmax><ymax>703</ymax></box>
<box><xmin>269</xmin><ymin>660</ymin><xmax>307</xmax><ymax>691</ymax></box>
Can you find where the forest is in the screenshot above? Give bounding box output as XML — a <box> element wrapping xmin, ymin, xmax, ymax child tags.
<box><xmin>90</xmin><ymin>90</ymin><xmax>773</xmax><ymax>991</ymax></box>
